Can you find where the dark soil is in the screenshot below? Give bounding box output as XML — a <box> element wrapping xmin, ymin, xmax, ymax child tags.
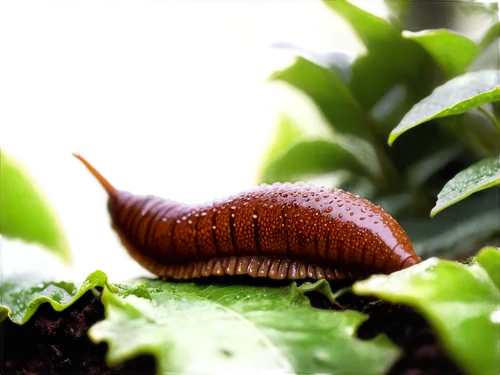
<box><xmin>1</xmin><ymin>287</ymin><xmax>462</xmax><ymax>375</ymax></box>
<box><xmin>0</xmin><ymin>291</ymin><xmax>155</xmax><ymax>375</ymax></box>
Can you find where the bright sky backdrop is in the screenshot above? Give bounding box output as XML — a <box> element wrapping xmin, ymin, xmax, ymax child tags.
<box><xmin>1</xmin><ymin>0</ymin><xmax>377</xmax><ymax>281</ymax></box>
<box><xmin>7</xmin><ymin>1</ymin><xmax>492</xmax><ymax>281</ymax></box>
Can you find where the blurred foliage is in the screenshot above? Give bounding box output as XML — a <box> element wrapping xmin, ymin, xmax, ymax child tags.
<box><xmin>260</xmin><ymin>0</ymin><xmax>500</xmax><ymax>260</ymax></box>
<box><xmin>0</xmin><ymin>149</ymin><xmax>72</xmax><ymax>264</ymax></box>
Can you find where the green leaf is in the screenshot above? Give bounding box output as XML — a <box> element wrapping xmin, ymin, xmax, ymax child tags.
<box><xmin>353</xmin><ymin>248</ymin><xmax>500</xmax><ymax>375</ymax></box>
<box><xmin>325</xmin><ymin>0</ymin><xmax>399</xmax><ymax>50</ymax></box>
<box><xmin>402</xmin><ymin>188</ymin><xmax>499</xmax><ymax>258</ymax></box>
<box><xmin>254</xmin><ymin>86</ymin><xmax>359</xmax><ymax>184</ymax></box>
<box><xmin>405</xmin><ymin>207</ymin><xmax>498</xmax><ymax>259</ymax></box>
<box><xmin>271</xmin><ymin>57</ymin><xmax>366</xmax><ymax>138</ymax></box>
<box><xmin>1</xmin><ymin>270</ymin><xmax>399</xmax><ymax>374</ymax></box>
<box><xmin>0</xmin><ymin>149</ymin><xmax>72</xmax><ymax>264</ymax></box>
<box><xmin>389</xmin><ymin>70</ymin><xmax>500</xmax><ymax>145</ymax></box>
<box><xmin>431</xmin><ymin>156</ymin><xmax>500</xmax><ymax>216</ymax></box>
<box><xmin>271</xmin><ymin>43</ymin><xmax>355</xmax><ymax>84</ymax></box>
<box><xmin>90</xmin><ymin>279</ymin><xmax>400</xmax><ymax>374</ymax></box>
<box><xmin>0</xmin><ymin>270</ymin><xmax>108</xmax><ymax>324</ymax></box>
<box><xmin>325</xmin><ymin>0</ymin><xmax>426</xmax><ymax>109</ymax></box>
<box><xmin>402</xmin><ymin>29</ymin><xmax>478</xmax><ymax>77</ymax></box>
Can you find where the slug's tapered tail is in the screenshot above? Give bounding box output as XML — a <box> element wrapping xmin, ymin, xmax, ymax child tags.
<box><xmin>72</xmin><ymin>153</ymin><xmax>116</xmax><ymax>196</ymax></box>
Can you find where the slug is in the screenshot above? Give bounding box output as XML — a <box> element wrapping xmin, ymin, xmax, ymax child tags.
<box><xmin>74</xmin><ymin>153</ymin><xmax>421</xmax><ymax>280</ymax></box>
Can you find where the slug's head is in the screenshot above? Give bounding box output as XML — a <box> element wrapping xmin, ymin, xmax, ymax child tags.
<box><xmin>383</xmin><ymin>241</ymin><xmax>422</xmax><ymax>274</ymax></box>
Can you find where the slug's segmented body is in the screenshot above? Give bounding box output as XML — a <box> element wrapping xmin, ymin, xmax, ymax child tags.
<box><xmin>74</xmin><ymin>154</ymin><xmax>421</xmax><ymax>280</ymax></box>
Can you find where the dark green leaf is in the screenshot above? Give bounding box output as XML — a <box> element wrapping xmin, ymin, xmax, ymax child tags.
<box><xmin>389</xmin><ymin>70</ymin><xmax>500</xmax><ymax>145</ymax></box>
<box><xmin>402</xmin><ymin>188</ymin><xmax>499</xmax><ymax>259</ymax></box>
<box><xmin>406</xmin><ymin>145</ymin><xmax>463</xmax><ymax>187</ymax></box>
<box><xmin>254</xmin><ymin>87</ymin><xmax>360</xmax><ymax>184</ymax></box>
<box><xmin>353</xmin><ymin>248</ymin><xmax>500</xmax><ymax>375</ymax></box>
<box><xmin>406</xmin><ymin>207</ymin><xmax>498</xmax><ymax>259</ymax></box>
<box><xmin>271</xmin><ymin>57</ymin><xmax>366</xmax><ymax>138</ymax></box>
<box><xmin>373</xmin><ymin>193</ymin><xmax>413</xmax><ymax>217</ymax></box>
<box><xmin>402</xmin><ymin>29</ymin><xmax>478</xmax><ymax>77</ymax></box>
<box><xmin>325</xmin><ymin>0</ymin><xmax>427</xmax><ymax>109</ymax></box>
<box><xmin>444</xmin><ymin>110</ymin><xmax>500</xmax><ymax>157</ymax></box>
<box><xmin>431</xmin><ymin>156</ymin><xmax>500</xmax><ymax>216</ymax></box>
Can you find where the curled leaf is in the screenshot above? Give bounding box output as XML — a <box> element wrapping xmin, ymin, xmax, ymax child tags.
<box><xmin>0</xmin><ymin>270</ymin><xmax>108</xmax><ymax>324</ymax></box>
<box><xmin>353</xmin><ymin>247</ymin><xmax>500</xmax><ymax>375</ymax></box>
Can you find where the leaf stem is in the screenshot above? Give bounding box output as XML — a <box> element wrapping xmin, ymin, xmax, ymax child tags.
<box><xmin>365</xmin><ymin>114</ymin><xmax>436</xmax><ymax>214</ymax></box>
<box><xmin>478</xmin><ymin>21</ymin><xmax>499</xmax><ymax>51</ymax></box>
<box><xmin>477</xmin><ymin>106</ymin><xmax>500</xmax><ymax>132</ymax></box>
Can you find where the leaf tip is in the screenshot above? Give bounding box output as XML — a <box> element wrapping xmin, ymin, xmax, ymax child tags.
<box><xmin>387</xmin><ymin>133</ymin><xmax>398</xmax><ymax>146</ymax></box>
<box><xmin>429</xmin><ymin>208</ymin><xmax>438</xmax><ymax>217</ymax></box>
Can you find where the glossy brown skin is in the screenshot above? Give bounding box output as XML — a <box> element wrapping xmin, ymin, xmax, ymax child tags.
<box><xmin>74</xmin><ymin>154</ymin><xmax>421</xmax><ymax>280</ymax></box>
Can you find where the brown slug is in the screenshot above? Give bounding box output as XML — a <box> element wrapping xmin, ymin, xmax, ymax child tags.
<box><xmin>74</xmin><ymin>153</ymin><xmax>421</xmax><ymax>280</ymax></box>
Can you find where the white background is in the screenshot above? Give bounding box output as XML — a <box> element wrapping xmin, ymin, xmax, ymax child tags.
<box><xmin>1</xmin><ymin>1</ymin><xmax>390</xmax><ymax>281</ymax></box>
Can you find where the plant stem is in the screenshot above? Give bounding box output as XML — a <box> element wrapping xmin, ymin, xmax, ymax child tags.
<box><xmin>478</xmin><ymin>20</ymin><xmax>499</xmax><ymax>51</ymax></box>
<box><xmin>478</xmin><ymin>106</ymin><xmax>500</xmax><ymax>132</ymax></box>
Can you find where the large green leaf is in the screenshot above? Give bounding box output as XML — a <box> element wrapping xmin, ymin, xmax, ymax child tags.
<box><xmin>353</xmin><ymin>247</ymin><xmax>500</xmax><ymax>375</ymax></box>
<box><xmin>254</xmin><ymin>85</ymin><xmax>359</xmax><ymax>184</ymax></box>
<box><xmin>389</xmin><ymin>70</ymin><xmax>500</xmax><ymax>145</ymax></box>
<box><xmin>90</xmin><ymin>279</ymin><xmax>400</xmax><ymax>375</ymax></box>
<box><xmin>271</xmin><ymin>57</ymin><xmax>367</xmax><ymax>138</ymax></box>
<box><xmin>431</xmin><ymin>156</ymin><xmax>500</xmax><ymax>216</ymax></box>
<box><xmin>402</xmin><ymin>29</ymin><xmax>478</xmax><ymax>77</ymax></box>
<box><xmin>0</xmin><ymin>149</ymin><xmax>72</xmax><ymax>264</ymax></box>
